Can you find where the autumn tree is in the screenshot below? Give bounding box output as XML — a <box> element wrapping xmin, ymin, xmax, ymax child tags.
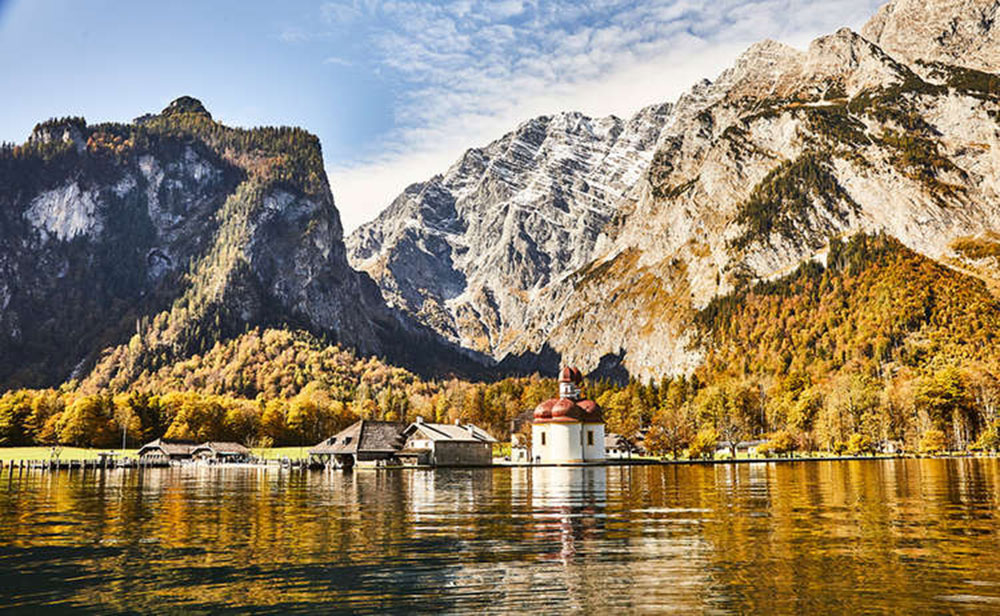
<box><xmin>645</xmin><ymin>405</ymin><xmax>693</xmax><ymax>459</ymax></box>
<box><xmin>916</xmin><ymin>367</ymin><xmax>973</xmax><ymax>449</ymax></box>
<box><xmin>687</xmin><ymin>425</ymin><xmax>719</xmax><ymax>459</ymax></box>
<box><xmin>57</xmin><ymin>394</ymin><xmax>117</xmax><ymax>447</ymax></box>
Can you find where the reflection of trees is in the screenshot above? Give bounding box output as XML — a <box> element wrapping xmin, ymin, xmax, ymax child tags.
<box><xmin>2</xmin><ymin>461</ymin><xmax>1000</xmax><ymax>612</ymax></box>
<box><xmin>695</xmin><ymin>459</ymin><xmax>1000</xmax><ymax>612</ymax></box>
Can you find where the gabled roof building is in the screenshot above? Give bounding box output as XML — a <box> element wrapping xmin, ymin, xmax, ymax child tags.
<box><xmin>138</xmin><ymin>439</ymin><xmax>252</xmax><ymax>463</ymax></box>
<box><xmin>137</xmin><ymin>438</ymin><xmax>199</xmax><ymax>460</ymax></box>
<box><xmin>308</xmin><ymin>420</ymin><xmax>408</xmax><ymax>468</ymax></box>
<box><xmin>398</xmin><ymin>417</ymin><xmax>496</xmax><ymax>467</ymax></box>
<box><xmin>191</xmin><ymin>442</ymin><xmax>252</xmax><ymax>462</ymax></box>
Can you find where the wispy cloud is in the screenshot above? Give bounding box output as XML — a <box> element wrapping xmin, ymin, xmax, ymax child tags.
<box><xmin>310</xmin><ymin>0</ymin><xmax>885</xmax><ymax>232</ymax></box>
<box><xmin>322</xmin><ymin>55</ymin><xmax>354</xmax><ymax>67</ymax></box>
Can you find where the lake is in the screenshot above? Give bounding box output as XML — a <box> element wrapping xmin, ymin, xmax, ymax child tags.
<box><xmin>1</xmin><ymin>459</ymin><xmax>999</xmax><ymax>613</ymax></box>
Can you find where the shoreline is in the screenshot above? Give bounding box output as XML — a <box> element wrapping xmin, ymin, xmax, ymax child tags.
<box><xmin>2</xmin><ymin>452</ymin><xmax>998</xmax><ymax>473</ymax></box>
<box><xmin>495</xmin><ymin>452</ymin><xmax>1000</xmax><ymax>468</ymax></box>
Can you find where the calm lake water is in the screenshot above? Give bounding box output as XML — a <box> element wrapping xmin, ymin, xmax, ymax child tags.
<box><xmin>2</xmin><ymin>459</ymin><xmax>1000</xmax><ymax>614</ymax></box>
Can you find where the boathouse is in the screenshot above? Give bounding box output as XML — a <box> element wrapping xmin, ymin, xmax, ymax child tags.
<box><xmin>308</xmin><ymin>420</ymin><xmax>407</xmax><ymax>468</ymax></box>
<box><xmin>397</xmin><ymin>417</ymin><xmax>496</xmax><ymax>467</ymax></box>
<box><xmin>532</xmin><ymin>367</ymin><xmax>605</xmax><ymax>464</ymax></box>
<box><xmin>191</xmin><ymin>442</ymin><xmax>252</xmax><ymax>463</ymax></box>
<box><xmin>137</xmin><ymin>438</ymin><xmax>198</xmax><ymax>460</ymax></box>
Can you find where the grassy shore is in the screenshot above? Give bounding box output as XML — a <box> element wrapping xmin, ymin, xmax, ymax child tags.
<box><xmin>0</xmin><ymin>446</ymin><xmax>311</xmax><ymax>461</ymax></box>
<box><xmin>0</xmin><ymin>446</ymin><xmax>987</xmax><ymax>464</ymax></box>
<box><xmin>252</xmin><ymin>446</ymin><xmax>311</xmax><ymax>460</ymax></box>
<box><xmin>0</xmin><ymin>447</ymin><xmax>139</xmax><ymax>461</ymax></box>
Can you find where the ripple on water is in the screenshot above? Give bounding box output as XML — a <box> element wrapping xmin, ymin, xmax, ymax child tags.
<box><xmin>0</xmin><ymin>459</ymin><xmax>999</xmax><ymax>613</ymax></box>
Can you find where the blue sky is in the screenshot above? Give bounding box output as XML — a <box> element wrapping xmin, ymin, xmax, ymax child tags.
<box><xmin>0</xmin><ymin>0</ymin><xmax>883</xmax><ymax>232</ymax></box>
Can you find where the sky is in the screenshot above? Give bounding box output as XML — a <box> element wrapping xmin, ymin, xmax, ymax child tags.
<box><xmin>0</xmin><ymin>0</ymin><xmax>884</xmax><ymax>233</ymax></box>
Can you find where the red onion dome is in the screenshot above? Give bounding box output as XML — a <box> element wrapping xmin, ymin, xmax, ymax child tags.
<box><xmin>550</xmin><ymin>398</ymin><xmax>585</xmax><ymax>422</ymax></box>
<box><xmin>577</xmin><ymin>399</ymin><xmax>603</xmax><ymax>423</ymax></box>
<box><xmin>533</xmin><ymin>398</ymin><xmax>557</xmax><ymax>422</ymax></box>
<box><xmin>558</xmin><ymin>366</ymin><xmax>583</xmax><ymax>384</ymax></box>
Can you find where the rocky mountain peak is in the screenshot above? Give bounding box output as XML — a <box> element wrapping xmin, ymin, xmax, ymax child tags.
<box><xmin>0</xmin><ymin>100</ymin><xmax>474</xmax><ymax>389</ymax></box>
<box><xmin>161</xmin><ymin>96</ymin><xmax>213</xmax><ymax>119</ymax></box>
<box><xmin>346</xmin><ymin>102</ymin><xmax>673</xmax><ymax>359</ymax></box>
<box><xmin>346</xmin><ymin>0</ymin><xmax>1000</xmax><ymax>380</ymax></box>
<box><xmin>862</xmin><ymin>0</ymin><xmax>1000</xmax><ymax>72</ymax></box>
<box><xmin>28</xmin><ymin>117</ymin><xmax>88</xmax><ymax>152</ymax></box>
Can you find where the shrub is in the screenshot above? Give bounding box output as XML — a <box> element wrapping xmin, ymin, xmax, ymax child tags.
<box><xmin>918</xmin><ymin>429</ymin><xmax>948</xmax><ymax>454</ymax></box>
<box><xmin>972</xmin><ymin>423</ymin><xmax>1000</xmax><ymax>452</ymax></box>
<box><xmin>759</xmin><ymin>429</ymin><xmax>797</xmax><ymax>457</ymax></box>
<box><xmin>845</xmin><ymin>433</ymin><xmax>876</xmax><ymax>456</ymax></box>
<box><xmin>687</xmin><ymin>426</ymin><xmax>719</xmax><ymax>459</ymax></box>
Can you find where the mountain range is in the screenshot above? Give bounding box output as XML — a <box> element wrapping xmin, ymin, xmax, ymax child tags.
<box><xmin>0</xmin><ymin>97</ymin><xmax>469</xmax><ymax>390</ymax></box>
<box><xmin>2</xmin><ymin>0</ymin><xmax>1000</xmax><ymax>391</ymax></box>
<box><xmin>348</xmin><ymin>0</ymin><xmax>1000</xmax><ymax>380</ymax></box>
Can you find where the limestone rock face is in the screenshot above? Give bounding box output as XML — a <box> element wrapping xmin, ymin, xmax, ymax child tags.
<box><xmin>0</xmin><ymin>98</ymin><xmax>452</xmax><ymax>388</ymax></box>
<box><xmin>862</xmin><ymin>0</ymin><xmax>1000</xmax><ymax>72</ymax></box>
<box><xmin>349</xmin><ymin>0</ymin><xmax>1000</xmax><ymax>380</ymax></box>
<box><xmin>347</xmin><ymin>104</ymin><xmax>673</xmax><ymax>358</ymax></box>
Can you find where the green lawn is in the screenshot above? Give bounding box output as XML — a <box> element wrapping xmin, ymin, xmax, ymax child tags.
<box><xmin>0</xmin><ymin>446</ymin><xmax>310</xmax><ymax>461</ymax></box>
<box><xmin>252</xmin><ymin>446</ymin><xmax>310</xmax><ymax>460</ymax></box>
<box><xmin>0</xmin><ymin>447</ymin><xmax>139</xmax><ymax>461</ymax></box>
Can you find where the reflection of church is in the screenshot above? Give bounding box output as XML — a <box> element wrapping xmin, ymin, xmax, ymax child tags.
<box><xmin>519</xmin><ymin>466</ymin><xmax>609</xmax><ymax>602</ymax></box>
<box><xmin>532</xmin><ymin>367</ymin><xmax>605</xmax><ymax>464</ymax></box>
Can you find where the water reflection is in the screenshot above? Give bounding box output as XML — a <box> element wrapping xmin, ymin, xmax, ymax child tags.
<box><xmin>0</xmin><ymin>460</ymin><xmax>999</xmax><ymax>613</ymax></box>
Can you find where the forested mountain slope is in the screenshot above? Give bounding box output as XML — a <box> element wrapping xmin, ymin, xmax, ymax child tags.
<box><xmin>349</xmin><ymin>0</ymin><xmax>1000</xmax><ymax>380</ymax></box>
<box><xmin>0</xmin><ymin>97</ymin><xmax>466</xmax><ymax>390</ymax></box>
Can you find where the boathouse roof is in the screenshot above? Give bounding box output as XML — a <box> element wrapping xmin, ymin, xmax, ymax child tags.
<box><xmin>309</xmin><ymin>420</ymin><xmax>408</xmax><ymax>456</ymax></box>
<box><xmin>137</xmin><ymin>438</ymin><xmax>198</xmax><ymax>457</ymax></box>
<box><xmin>191</xmin><ymin>442</ymin><xmax>252</xmax><ymax>456</ymax></box>
<box><xmin>403</xmin><ymin>417</ymin><xmax>497</xmax><ymax>443</ymax></box>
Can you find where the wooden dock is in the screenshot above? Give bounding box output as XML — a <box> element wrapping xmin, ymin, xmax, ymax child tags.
<box><xmin>1</xmin><ymin>458</ymin><xmax>171</xmax><ymax>473</ymax></box>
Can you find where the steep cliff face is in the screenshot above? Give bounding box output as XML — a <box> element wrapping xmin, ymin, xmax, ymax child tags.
<box><xmin>348</xmin><ymin>0</ymin><xmax>1000</xmax><ymax>380</ymax></box>
<box><xmin>562</xmin><ymin>23</ymin><xmax>1000</xmax><ymax>378</ymax></box>
<box><xmin>862</xmin><ymin>0</ymin><xmax>1000</xmax><ymax>73</ymax></box>
<box><xmin>0</xmin><ymin>99</ymin><xmax>436</xmax><ymax>389</ymax></box>
<box><xmin>347</xmin><ymin>104</ymin><xmax>672</xmax><ymax>359</ymax></box>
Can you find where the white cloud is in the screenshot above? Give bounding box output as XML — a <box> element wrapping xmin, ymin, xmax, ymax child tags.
<box><xmin>323</xmin><ymin>55</ymin><xmax>354</xmax><ymax>66</ymax></box>
<box><xmin>320</xmin><ymin>2</ymin><xmax>362</xmax><ymax>24</ymax></box>
<box><xmin>320</xmin><ymin>0</ymin><xmax>885</xmax><ymax>232</ymax></box>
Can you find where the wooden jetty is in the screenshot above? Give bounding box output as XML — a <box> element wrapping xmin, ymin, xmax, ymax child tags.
<box><xmin>1</xmin><ymin>458</ymin><xmax>171</xmax><ymax>473</ymax></box>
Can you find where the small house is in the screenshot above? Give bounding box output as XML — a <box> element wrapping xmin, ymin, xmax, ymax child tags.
<box><xmin>605</xmin><ymin>433</ymin><xmax>640</xmax><ymax>459</ymax></box>
<box><xmin>509</xmin><ymin>409</ymin><xmax>534</xmax><ymax>463</ymax></box>
<box><xmin>398</xmin><ymin>417</ymin><xmax>496</xmax><ymax>467</ymax></box>
<box><xmin>191</xmin><ymin>441</ymin><xmax>252</xmax><ymax>463</ymax></box>
<box><xmin>137</xmin><ymin>438</ymin><xmax>198</xmax><ymax>461</ymax></box>
<box><xmin>715</xmin><ymin>439</ymin><xmax>769</xmax><ymax>458</ymax></box>
<box><xmin>308</xmin><ymin>420</ymin><xmax>408</xmax><ymax>468</ymax></box>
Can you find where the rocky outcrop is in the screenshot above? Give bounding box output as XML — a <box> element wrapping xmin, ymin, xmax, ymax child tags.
<box><xmin>862</xmin><ymin>0</ymin><xmax>1000</xmax><ymax>73</ymax></box>
<box><xmin>0</xmin><ymin>99</ymin><xmax>460</xmax><ymax>389</ymax></box>
<box><xmin>348</xmin><ymin>0</ymin><xmax>1000</xmax><ymax>380</ymax></box>
<box><xmin>347</xmin><ymin>104</ymin><xmax>673</xmax><ymax>359</ymax></box>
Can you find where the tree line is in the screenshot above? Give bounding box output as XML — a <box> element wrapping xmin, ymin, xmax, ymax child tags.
<box><xmin>2</xmin><ymin>235</ymin><xmax>1000</xmax><ymax>456</ymax></box>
